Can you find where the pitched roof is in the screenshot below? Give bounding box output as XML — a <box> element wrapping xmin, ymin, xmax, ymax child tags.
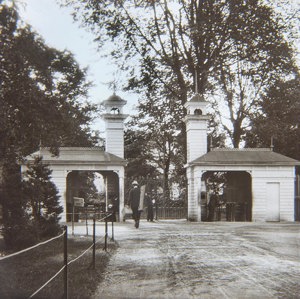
<box><xmin>25</xmin><ymin>147</ymin><xmax>126</xmax><ymax>165</ymax></box>
<box><xmin>190</xmin><ymin>148</ymin><xmax>300</xmax><ymax>166</ymax></box>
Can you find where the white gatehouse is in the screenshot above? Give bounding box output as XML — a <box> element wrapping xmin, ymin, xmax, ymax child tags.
<box><xmin>23</xmin><ymin>94</ymin><xmax>128</xmax><ymax>222</ymax></box>
<box><xmin>184</xmin><ymin>93</ymin><xmax>300</xmax><ymax>222</ymax></box>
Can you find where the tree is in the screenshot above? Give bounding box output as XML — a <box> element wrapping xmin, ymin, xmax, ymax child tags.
<box><xmin>0</xmin><ymin>2</ymin><xmax>97</xmax><ymax>247</ymax></box>
<box><xmin>245</xmin><ymin>76</ymin><xmax>300</xmax><ymax>161</ymax></box>
<box><xmin>0</xmin><ymin>2</ymin><xmax>97</xmax><ymax>162</ymax></box>
<box><xmin>63</xmin><ymin>0</ymin><xmax>298</xmax><ymax>147</ymax></box>
<box><xmin>124</xmin><ymin>129</ymin><xmax>159</xmax><ymax>180</ymax></box>
<box><xmin>22</xmin><ymin>156</ymin><xmax>63</xmax><ymax>239</ymax></box>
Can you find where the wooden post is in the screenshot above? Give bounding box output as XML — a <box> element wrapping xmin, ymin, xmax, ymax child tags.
<box><xmin>92</xmin><ymin>217</ymin><xmax>96</xmax><ymax>269</ymax></box>
<box><xmin>63</xmin><ymin>226</ymin><xmax>68</xmax><ymax>299</ymax></box>
<box><xmin>104</xmin><ymin>220</ymin><xmax>108</xmax><ymax>252</ymax></box>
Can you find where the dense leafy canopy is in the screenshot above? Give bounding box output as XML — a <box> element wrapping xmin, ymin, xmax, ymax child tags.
<box><xmin>63</xmin><ymin>0</ymin><xmax>299</xmax><ymax>194</ymax></box>
<box><xmin>0</xmin><ymin>2</ymin><xmax>97</xmax><ymax>161</ymax></box>
<box><xmin>22</xmin><ymin>157</ymin><xmax>63</xmax><ymax>235</ymax></box>
<box><xmin>245</xmin><ymin>76</ymin><xmax>300</xmax><ymax>161</ymax></box>
<box><xmin>0</xmin><ymin>2</ymin><xmax>98</xmax><ymax>247</ymax></box>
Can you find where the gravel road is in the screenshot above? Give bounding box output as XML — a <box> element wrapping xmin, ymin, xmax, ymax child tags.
<box><xmin>91</xmin><ymin>220</ymin><xmax>300</xmax><ymax>299</ymax></box>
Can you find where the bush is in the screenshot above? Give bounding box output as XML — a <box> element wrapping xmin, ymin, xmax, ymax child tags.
<box><xmin>38</xmin><ymin>217</ymin><xmax>62</xmax><ymax>239</ymax></box>
<box><xmin>3</xmin><ymin>222</ymin><xmax>38</xmax><ymax>250</ymax></box>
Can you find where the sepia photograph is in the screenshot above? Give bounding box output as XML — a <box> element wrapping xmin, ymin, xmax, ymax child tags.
<box><xmin>0</xmin><ymin>0</ymin><xmax>299</xmax><ymax>298</ymax></box>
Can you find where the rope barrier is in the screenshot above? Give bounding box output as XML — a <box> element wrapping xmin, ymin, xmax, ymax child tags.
<box><xmin>67</xmin><ymin>244</ymin><xmax>94</xmax><ymax>266</ymax></box>
<box><xmin>27</xmin><ymin>230</ymin><xmax>107</xmax><ymax>298</ymax></box>
<box><xmin>0</xmin><ymin>231</ymin><xmax>65</xmax><ymax>261</ymax></box>
<box><xmin>68</xmin><ymin>235</ymin><xmax>105</xmax><ymax>266</ymax></box>
<box><xmin>97</xmin><ymin>213</ymin><xmax>113</xmax><ymax>222</ymax></box>
<box><xmin>28</xmin><ymin>265</ymin><xmax>66</xmax><ymax>299</ymax></box>
<box><xmin>1</xmin><ymin>219</ymin><xmax>114</xmax><ymax>298</ymax></box>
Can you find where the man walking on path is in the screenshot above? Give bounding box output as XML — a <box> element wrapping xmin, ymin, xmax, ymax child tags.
<box><xmin>128</xmin><ymin>181</ymin><xmax>141</xmax><ymax>228</ymax></box>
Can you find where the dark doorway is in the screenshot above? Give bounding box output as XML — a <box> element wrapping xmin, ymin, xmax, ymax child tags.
<box><xmin>66</xmin><ymin>170</ymin><xmax>119</xmax><ymax>222</ymax></box>
<box><xmin>201</xmin><ymin>171</ymin><xmax>252</xmax><ymax>222</ymax></box>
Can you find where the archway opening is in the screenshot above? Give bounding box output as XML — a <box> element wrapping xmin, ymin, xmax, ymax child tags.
<box><xmin>201</xmin><ymin>171</ymin><xmax>252</xmax><ymax>222</ymax></box>
<box><xmin>66</xmin><ymin>170</ymin><xmax>119</xmax><ymax>222</ymax></box>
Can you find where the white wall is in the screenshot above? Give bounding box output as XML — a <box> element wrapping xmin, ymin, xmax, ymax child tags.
<box><xmin>252</xmin><ymin>167</ymin><xmax>295</xmax><ymax>222</ymax></box>
<box><xmin>185</xmin><ymin>115</ymin><xmax>209</xmax><ymax>163</ymax></box>
<box><xmin>22</xmin><ymin>162</ymin><xmax>125</xmax><ymax>222</ymax></box>
<box><xmin>187</xmin><ymin>165</ymin><xmax>296</xmax><ymax>222</ymax></box>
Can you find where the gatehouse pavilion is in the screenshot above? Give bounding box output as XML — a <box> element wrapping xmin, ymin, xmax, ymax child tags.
<box><xmin>23</xmin><ymin>94</ymin><xmax>128</xmax><ymax>222</ymax></box>
<box><xmin>184</xmin><ymin>93</ymin><xmax>300</xmax><ymax>222</ymax></box>
<box><xmin>23</xmin><ymin>92</ymin><xmax>300</xmax><ymax>222</ymax></box>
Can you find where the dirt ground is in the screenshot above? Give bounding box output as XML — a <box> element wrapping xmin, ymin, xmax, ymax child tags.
<box><xmin>76</xmin><ymin>220</ymin><xmax>300</xmax><ymax>299</ymax></box>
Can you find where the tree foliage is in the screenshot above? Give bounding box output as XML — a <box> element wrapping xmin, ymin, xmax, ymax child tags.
<box><xmin>124</xmin><ymin>129</ymin><xmax>159</xmax><ymax>179</ymax></box>
<box><xmin>0</xmin><ymin>2</ymin><xmax>98</xmax><ymax>247</ymax></box>
<box><xmin>63</xmin><ymin>0</ymin><xmax>298</xmax><ymax>113</ymax></box>
<box><xmin>22</xmin><ymin>156</ymin><xmax>63</xmax><ymax>237</ymax></box>
<box><xmin>62</xmin><ymin>0</ymin><xmax>299</xmax><ymax>197</ymax></box>
<box><xmin>0</xmin><ymin>2</ymin><xmax>97</xmax><ymax>162</ymax></box>
<box><xmin>245</xmin><ymin>76</ymin><xmax>300</xmax><ymax>161</ymax></box>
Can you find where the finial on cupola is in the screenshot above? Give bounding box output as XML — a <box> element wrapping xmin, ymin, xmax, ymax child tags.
<box><xmin>270</xmin><ymin>136</ymin><xmax>274</xmax><ymax>151</ymax></box>
<box><xmin>195</xmin><ymin>69</ymin><xmax>198</xmax><ymax>94</ymax></box>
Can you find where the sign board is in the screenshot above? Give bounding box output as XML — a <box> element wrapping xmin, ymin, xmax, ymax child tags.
<box><xmin>73</xmin><ymin>197</ymin><xmax>85</xmax><ymax>207</ymax></box>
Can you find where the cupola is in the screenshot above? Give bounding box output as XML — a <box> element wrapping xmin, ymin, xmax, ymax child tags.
<box><xmin>102</xmin><ymin>93</ymin><xmax>127</xmax><ymax>114</ymax></box>
<box><xmin>184</xmin><ymin>93</ymin><xmax>210</xmax><ymax>163</ymax></box>
<box><xmin>101</xmin><ymin>93</ymin><xmax>128</xmax><ymax>159</ymax></box>
<box><xmin>184</xmin><ymin>93</ymin><xmax>208</xmax><ymax>116</ymax></box>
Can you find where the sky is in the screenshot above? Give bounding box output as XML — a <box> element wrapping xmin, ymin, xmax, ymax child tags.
<box><xmin>15</xmin><ymin>0</ymin><xmax>300</xmax><ymax>137</ymax></box>
<box><xmin>18</xmin><ymin>0</ymin><xmax>138</xmax><ymax>133</ymax></box>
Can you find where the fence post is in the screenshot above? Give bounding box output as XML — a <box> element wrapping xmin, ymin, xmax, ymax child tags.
<box><xmin>63</xmin><ymin>226</ymin><xmax>68</xmax><ymax>299</ymax></box>
<box><xmin>86</xmin><ymin>207</ymin><xmax>88</xmax><ymax>236</ymax></box>
<box><xmin>111</xmin><ymin>220</ymin><xmax>114</xmax><ymax>241</ymax></box>
<box><xmin>104</xmin><ymin>219</ymin><xmax>108</xmax><ymax>252</ymax></box>
<box><xmin>92</xmin><ymin>217</ymin><xmax>96</xmax><ymax>269</ymax></box>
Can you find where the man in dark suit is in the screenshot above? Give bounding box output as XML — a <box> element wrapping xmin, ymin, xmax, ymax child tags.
<box><xmin>128</xmin><ymin>181</ymin><xmax>141</xmax><ymax>228</ymax></box>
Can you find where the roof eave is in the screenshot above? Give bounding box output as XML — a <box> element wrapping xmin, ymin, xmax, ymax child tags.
<box><xmin>188</xmin><ymin>162</ymin><xmax>300</xmax><ymax>167</ymax></box>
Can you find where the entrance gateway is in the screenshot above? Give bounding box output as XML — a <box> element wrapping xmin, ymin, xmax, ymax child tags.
<box><xmin>184</xmin><ymin>92</ymin><xmax>300</xmax><ymax>222</ymax></box>
<box><xmin>23</xmin><ymin>92</ymin><xmax>300</xmax><ymax>222</ymax></box>
<box><xmin>23</xmin><ymin>94</ymin><xmax>128</xmax><ymax>222</ymax></box>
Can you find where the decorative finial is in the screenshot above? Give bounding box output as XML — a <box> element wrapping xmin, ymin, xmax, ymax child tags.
<box><xmin>270</xmin><ymin>136</ymin><xmax>274</xmax><ymax>151</ymax></box>
<box><xmin>107</xmin><ymin>71</ymin><xmax>119</xmax><ymax>95</ymax></box>
<box><xmin>195</xmin><ymin>69</ymin><xmax>198</xmax><ymax>94</ymax></box>
<box><xmin>112</xmin><ymin>80</ymin><xmax>117</xmax><ymax>95</ymax></box>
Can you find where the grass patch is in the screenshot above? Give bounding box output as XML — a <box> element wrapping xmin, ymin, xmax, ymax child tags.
<box><xmin>0</xmin><ymin>235</ymin><xmax>117</xmax><ymax>298</ymax></box>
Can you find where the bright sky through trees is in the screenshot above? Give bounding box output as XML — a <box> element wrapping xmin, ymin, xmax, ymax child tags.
<box><xmin>17</xmin><ymin>0</ymin><xmax>299</xmax><ymax>139</ymax></box>
<box><xmin>19</xmin><ymin>0</ymin><xmax>138</xmax><ymax>132</ymax></box>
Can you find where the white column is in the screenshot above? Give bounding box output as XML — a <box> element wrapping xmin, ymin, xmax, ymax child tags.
<box><xmin>118</xmin><ymin>173</ymin><xmax>125</xmax><ymax>222</ymax></box>
<box><xmin>51</xmin><ymin>169</ymin><xmax>68</xmax><ymax>222</ymax></box>
<box><xmin>195</xmin><ymin>171</ymin><xmax>203</xmax><ymax>221</ymax></box>
<box><xmin>187</xmin><ymin>168</ymin><xmax>197</xmax><ymax>221</ymax></box>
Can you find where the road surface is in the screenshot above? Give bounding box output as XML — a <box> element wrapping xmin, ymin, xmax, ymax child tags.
<box><xmin>90</xmin><ymin>220</ymin><xmax>300</xmax><ymax>299</ymax></box>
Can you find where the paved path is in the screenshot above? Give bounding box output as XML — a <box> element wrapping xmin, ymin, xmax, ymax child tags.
<box><xmin>91</xmin><ymin>220</ymin><xmax>300</xmax><ymax>299</ymax></box>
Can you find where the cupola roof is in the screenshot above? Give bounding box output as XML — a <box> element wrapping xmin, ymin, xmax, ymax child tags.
<box><xmin>188</xmin><ymin>93</ymin><xmax>207</xmax><ymax>103</ymax></box>
<box><xmin>102</xmin><ymin>93</ymin><xmax>127</xmax><ymax>106</ymax></box>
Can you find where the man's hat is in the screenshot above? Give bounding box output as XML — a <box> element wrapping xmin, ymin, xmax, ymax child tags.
<box><xmin>132</xmin><ymin>180</ymin><xmax>138</xmax><ymax>185</ymax></box>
